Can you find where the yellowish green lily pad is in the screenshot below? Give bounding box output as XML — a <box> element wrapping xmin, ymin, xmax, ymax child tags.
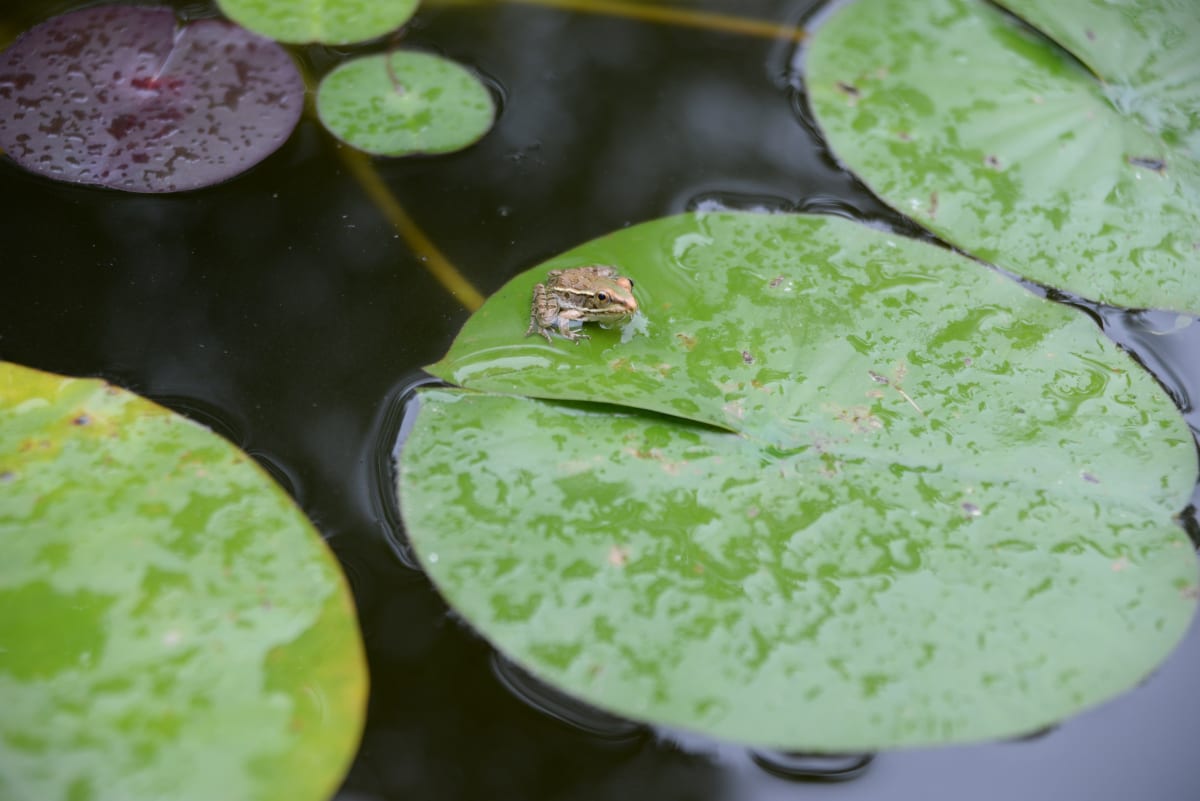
<box><xmin>0</xmin><ymin>362</ymin><xmax>367</xmax><ymax>801</ymax></box>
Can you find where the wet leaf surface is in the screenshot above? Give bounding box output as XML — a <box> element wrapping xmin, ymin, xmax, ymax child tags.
<box><xmin>0</xmin><ymin>362</ymin><xmax>367</xmax><ymax>801</ymax></box>
<box><xmin>217</xmin><ymin>0</ymin><xmax>418</xmax><ymax>45</ymax></box>
<box><xmin>316</xmin><ymin>51</ymin><xmax>496</xmax><ymax>156</ymax></box>
<box><xmin>997</xmin><ymin>0</ymin><xmax>1200</xmax><ymax>149</ymax></box>
<box><xmin>805</xmin><ymin>0</ymin><xmax>1200</xmax><ymax>314</ymax></box>
<box><xmin>0</xmin><ymin>5</ymin><xmax>304</xmax><ymax>193</ymax></box>
<box><xmin>398</xmin><ymin>212</ymin><xmax>1199</xmax><ymax>750</ymax></box>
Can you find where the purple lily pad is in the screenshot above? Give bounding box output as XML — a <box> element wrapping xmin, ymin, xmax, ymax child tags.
<box><xmin>0</xmin><ymin>5</ymin><xmax>305</xmax><ymax>193</ymax></box>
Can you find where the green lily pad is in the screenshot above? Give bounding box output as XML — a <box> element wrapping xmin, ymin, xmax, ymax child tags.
<box><xmin>0</xmin><ymin>363</ymin><xmax>366</xmax><ymax>801</ymax></box>
<box><xmin>398</xmin><ymin>212</ymin><xmax>1199</xmax><ymax>750</ymax></box>
<box><xmin>316</xmin><ymin>51</ymin><xmax>496</xmax><ymax>156</ymax></box>
<box><xmin>216</xmin><ymin>0</ymin><xmax>417</xmax><ymax>45</ymax></box>
<box><xmin>998</xmin><ymin>0</ymin><xmax>1200</xmax><ymax>150</ymax></box>
<box><xmin>805</xmin><ymin>0</ymin><xmax>1200</xmax><ymax>315</ymax></box>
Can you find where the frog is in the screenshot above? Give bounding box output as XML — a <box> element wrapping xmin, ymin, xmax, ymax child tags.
<box><xmin>525</xmin><ymin>265</ymin><xmax>638</xmax><ymax>343</ymax></box>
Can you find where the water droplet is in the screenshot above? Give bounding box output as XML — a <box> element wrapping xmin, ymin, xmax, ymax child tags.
<box><xmin>749</xmin><ymin>749</ymin><xmax>874</xmax><ymax>781</ymax></box>
<box><xmin>1007</xmin><ymin>723</ymin><xmax>1057</xmax><ymax>742</ymax></box>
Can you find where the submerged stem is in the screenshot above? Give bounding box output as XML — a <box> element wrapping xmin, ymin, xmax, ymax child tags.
<box><xmin>338</xmin><ymin>148</ymin><xmax>485</xmax><ymax>311</ymax></box>
<box><xmin>296</xmin><ymin>58</ymin><xmax>482</xmax><ymax>311</ymax></box>
<box><xmin>426</xmin><ymin>0</ymin><xmax>807</xmax><ymax>42</ymax></box>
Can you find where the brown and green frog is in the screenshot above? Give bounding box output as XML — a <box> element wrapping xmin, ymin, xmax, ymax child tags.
<box><xmin>525</xmin><ymin>265</ymin><xmax>638</xmax><ymax>343</ymax></box>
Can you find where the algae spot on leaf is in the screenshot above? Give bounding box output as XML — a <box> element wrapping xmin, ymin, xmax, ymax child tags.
<box><xmin>316</xmin><ymin>51</ymin><xmax>496</xmax><ymax>156</ymax></box>
<box><xmin>398</xmin><ymin>211</ymin><xmax>1199</xmax><ymax>751</ymax></box>
<box><xmin>217</xmin><ymin>0</ymin><xmax>419</xmax><ymax>46</ymax></box>
<box><xmin>0</xmin><ymin>362</ymin><xmax>366</xmax><ymax>801</ymax></box>
<box><xmin>0</xmin><ymin>5</ymin><xmax>304</xmax><ymax>193</ymax></box>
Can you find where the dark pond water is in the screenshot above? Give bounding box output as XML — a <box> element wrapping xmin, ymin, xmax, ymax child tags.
<box><xmin>4</xmin><ymin>0</ymin><xmax>1200</xmax><ymax>799</ymax></box>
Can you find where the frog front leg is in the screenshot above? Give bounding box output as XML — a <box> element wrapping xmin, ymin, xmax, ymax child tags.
<box><xmin>556</xmin><ymin>309</ymin><xmax>589</xmax><ymax>343</ymax></box>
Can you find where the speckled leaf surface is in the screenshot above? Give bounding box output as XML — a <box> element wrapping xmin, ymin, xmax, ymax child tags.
<box><xmin>998</xmin><ymin>0</ymin><xmax>1200</xmax><ymax>152</ymax></box>
<box><xmin>400</xmin><ymin>212</ymin><xmax>1199</xmax><ymax>749</ymax></box>
<box><xmin>0</xmin><ymin>5</ymin><xmax>304</xmax><ymax>193</ymax></box>
<box><xmin>0</xmin><ymin>363</ymin><xmax>366</xmax><ymax>801</ymax></box>
<box><xmin>805</xmin><ymin>0</ymin><xmax>1200</xmax><ymax>315</ymax></box>
<box><xmin>316</xmin><ymin>51</ymin><xmax>495</xmax><ymax>156</ymax></box>
<box><xmin>218</xmin><ymin>0</ymin><xmax>418</xmax><ymax>45</ymax></box>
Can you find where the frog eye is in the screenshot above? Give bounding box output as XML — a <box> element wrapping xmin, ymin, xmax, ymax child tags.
<box><xmin>597</xmin><ymin>291</ymin><xmax>609</xmax><ymax>302</ymax></box>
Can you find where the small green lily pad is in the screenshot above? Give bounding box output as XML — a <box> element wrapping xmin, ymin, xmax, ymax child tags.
<box><xmin>398</xmin><ymin>212</ymin><xmax>1199</xmax><ymax>750</ymax></box>
<box><xmin>0</xmin><ymin>363</ymin><xmax>366</xmax><ymax>801</ymax></box>
<box><xmin>805</xmin><ymin>0</ymin><xmax>1200</xmax><ymax>314</ymax></box>
<box><xmin>316</xmin><ymin>51</ymin><xmax>496</xmax><ymax>157</ymax></box>
<box><xmin>216</xmin><ymin>0</ymin><xmax>418</xmax><ymax>45</ymax></box>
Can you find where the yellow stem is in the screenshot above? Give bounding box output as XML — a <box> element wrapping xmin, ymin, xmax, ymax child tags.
<box><xmin>337</xmin><ymin>147</ymin><xmax>486</xmax><ymax>311</ymax></box>
<box><xmin>328</xmin><ymin>1</ymin><xmax>804</xmax><ymax>314</ymax></box>
<box><xmin>426</xmin><ymin>0</ymin><xmax>807</xmax><ymax>41</ymax></box>
<box><xmin>294</xmin><ymin>56</ymin><xmax>483</xmax><ymax>312</ymax></box>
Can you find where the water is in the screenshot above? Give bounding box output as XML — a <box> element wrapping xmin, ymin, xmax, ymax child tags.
<box><xmin>3</xmin><ymin>1</ymin><xmax>1199</xmax><ymax>799</ymax></box>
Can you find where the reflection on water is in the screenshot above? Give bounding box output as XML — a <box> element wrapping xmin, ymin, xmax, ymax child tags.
<box><xmin>1070</xmin><ymin>303</ymin><xmax>1200</xmax><ymax>536</ymax></box>
<box><xmin>749</xmin><ymin>749</ymin><xmax>874</xmax><ymax>781</ymax></box>
<box><xmin>490</xmin><ymin>652</ymin><xmax>648</xmax><ymax>744</ymax></box>
<box><xmin>1006</xmin><ymin>724</ymin><xmax>1058</xmax><ymax>742</ymax></box>
<box><xmin>373</xmin><ymin>372</ymin><xmax>447</xmax><ymax>571</ymax></box>
<box><xmin>244</xmin><ymin>448</ymin><xmax>303</xmax><ymax>502</ymax></box>
<box><xmin>1101</xmin><ymin>309</ymin><xmax>1199</xmax><ymax>427</ymax></box>
<box><xmin>493</xmin><ymin>644</ymin><xmax>878</xmax><ymax>783</ymax></box>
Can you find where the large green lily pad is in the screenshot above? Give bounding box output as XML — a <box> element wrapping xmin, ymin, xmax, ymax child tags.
<box><xmin>216</xmin><ymin>0</ymin><xmax>417</xmax><ymax>45</ymax></box>
<box><xmin>0</xmin><ymin>363</ymin><xmax>366</xmax><ymax>801</ymax></box>
<box><xmin>398</xmin><ymin>211</ymin><xmax>1198</xmax><ymax>750</ymax></box>
<box><xmin>805</xmin><ymin>0</ymin><xmax>1200</xmax><ymax>315</ymax></box>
